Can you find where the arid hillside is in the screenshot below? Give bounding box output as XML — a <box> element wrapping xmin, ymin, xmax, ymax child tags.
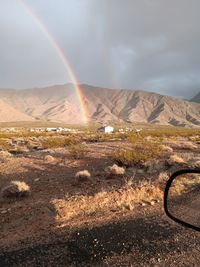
<box><xmin>0</xmin><ymin>84</ymin><xmax>200</xmax><ymax>126</ymax></box>
<box><xmin>191</xmin><ymin>92</ymin><xmax>200</xmax><ymax>103</ymax></box>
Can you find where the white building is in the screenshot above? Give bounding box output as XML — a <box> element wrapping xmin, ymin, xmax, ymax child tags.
<box><xmin>46</xmin><ymin>127</ymin><xmax>58</xmax><ymax>132</ymax></box>
<box><xmin>97</xmin><ymin>125</ymin><xmax>114</xmax><ymax>133</ymax></box>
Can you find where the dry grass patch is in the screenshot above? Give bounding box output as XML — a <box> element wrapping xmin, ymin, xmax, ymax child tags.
<box><xmin>41</xmin><ymin>136</ymin><xmax>80</xmax><ymax>149</ymax></box>
<box><xmin>158</xmin><ymin>171</ymin><xmax>169</xmax><ymax>183</ymax></box>
<box><xmin>168</xmin><ymin>154</ymin><xmax>185</xmax><ymax>165</ymax></box>
<box><xmin>75</xmin><ymin>170</ymin><xmax>91</xmax><ymax>182</ymax></box>
<box><xmin>106</xmin><ymin>164</ymin><xmax>125</xmax><ymax>178</ymax></box>
<box><xmin>180</xmin><ymin>141</ymin><xmax>198</xmax><ymax>150</ymax></box>
<box><xmin>2</xmin><ymin>181</ymin><xmax>30</xmax><ymax>198</ymax></box>
<box><xmin>0</xmin><ymin>150</ymin><xmax>12</xmax><ymax>159</ymax></box>
<box><xmin>0</xmin><ymin>139</ymin><xmax>10</xmax><ymax>150</ymax></box>
<box><xmin>169</xmin><ymin>173</ymin><xmax>200</xmax><ymax>196</ymax></box>
<box><xmin>113</xmin><ymin>141</ymin><xmax>161</xmax><ymax>167</ymax></box>
<box><xmin>191</xmin><ymin>160</ymin><xmax>200</xmax><ymax>168</ymax></box>
<box><xmin>44</xmin><ymin>155</ymin><xmax>55</xmax><ymax>163</ymax></box>
<box><xmin>160</xmin><ymin>145</ymin><xmax>173</xmax><ymax>153</ymax></box>
<box><xmin>139</xmin><ymin>128</ymin><xmax>200</xmax><ymax>139</ymax></box>
<box><xmin>68</xmin><ymin>144</ymin><xmax>86</xmax><ymax>159</ymax></box>
<box><xmin>53</xmin><ymin>182</ymin><xmax>163</xmax><ymax>221</ymax></box>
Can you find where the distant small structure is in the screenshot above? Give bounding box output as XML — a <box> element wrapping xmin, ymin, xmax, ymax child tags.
<box><xmin>97</xmin><ymin>125</ymin><xmax>114</xmax><ymax>133</ymax></box>
<box><xmin>135</xmin><ymin>128</ymin><xmax>142</xmax><ymax>133</ymax></box>
<box><xmin>46</xmin><ymin>127</ymin><xmax>58</xmax><ymax>132</ymax></box>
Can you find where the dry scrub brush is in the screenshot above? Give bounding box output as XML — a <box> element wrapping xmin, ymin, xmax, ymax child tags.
<box><xmin>75</xmin><ymin>170</ymin><xmax>91</xmax><ymax>182</ymax></box>
<box><xmin>106</xmin><ymin>164</ymin><xmax>125</xmax><ymax>178</ymax></box>
<box><xmin>2</xmin><ymin>181</ymin><xmax>30</xmax><ymax>198</ymax></box>
<box><xmin>113</xmin><ymin>139</ymin><xmax>161</xmax><ymax>167</ymax></box>
<box><xmin>41</xmin><ymin>136</ymin><xmax>80</xmax><ymax>149</ymax></box>
<box><xmin>44</xmin><ymin>155</ymin><xmax>55</xmax><ymax>163</ymax></box>
<box><xmin>167</xmin><ymin>154</ymin><xmax>185</xmax><ymax>165</ymax></box>
<box><xmin>169</xmin><ymin>173</ymin><xmax>200</xmax><ymax>196</ymax></box>
<box><xmin>191</xmin><ymin>159</ymin><xmax>200</xmax><ymax>168</ymax></box>
<box><xmin>160</xmin><ymin>145</ymin><xmax>173</xmax><ymax>153</ymax></box>
<box><xmin>68</xmin><ymin>144</ymin><xmax>86</xmax><ymax>159</ymax></box>
<box><xmin>0</xmin><ymin>150</ymin><xmax>12</xmax><ymax>160</ymax></box>
<box><xmin>179</xmin><ymin>141</ymin><xmax>198</xmax><ymax>150</ymax></box>
<box><xmin>138</xmin><ymin>128</ymin><xmax>200</xmax><ymax>139</ymax></box>
<box><xmin>53</xmin><ymin>181</ymin><xmax>163</xmax><ymax>221</ymax></box>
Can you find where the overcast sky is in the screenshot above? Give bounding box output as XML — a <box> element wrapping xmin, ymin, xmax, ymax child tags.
<box><xmin>0</xmin><ymin>0</ymin><xmax>200</xmax><ymax>98</ymax></box>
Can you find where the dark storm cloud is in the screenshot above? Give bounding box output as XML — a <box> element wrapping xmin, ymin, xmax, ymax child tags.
<box><xmin>0</xmin><ymin>0</ymin><xmax>200</xmax><ymax>98</ymax></box>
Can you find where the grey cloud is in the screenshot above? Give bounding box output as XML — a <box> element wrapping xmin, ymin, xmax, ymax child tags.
<box><xmin>0</xmin><ymin>0</ymin><xmax>200</xmax><ymax>98</ymax></box>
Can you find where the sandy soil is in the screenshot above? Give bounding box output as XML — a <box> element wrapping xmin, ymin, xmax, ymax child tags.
<box><xmin>0</xmin><ymin>138</ymin><xmax>200</xmax><ymax>266</ymax></box>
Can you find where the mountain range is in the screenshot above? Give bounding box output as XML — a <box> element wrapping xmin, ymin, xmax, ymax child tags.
<box><xmin>191</xmin><ymin>92</ymin><xmax>200</xmax><ymax>103</ymax></box>
<box><xmin>0</xmin><ymin>84</ymin><xmax>199</xmax><ymax>126</ymax></box>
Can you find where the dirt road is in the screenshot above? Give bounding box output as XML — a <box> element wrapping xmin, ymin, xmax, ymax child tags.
<box><xmin>1</xmin><ymin>208</ymin><xmax>200</xmax><ymax>267</ymax></box>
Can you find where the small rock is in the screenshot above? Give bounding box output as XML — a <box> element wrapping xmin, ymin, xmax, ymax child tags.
<box><xmin>150</xmin><ymin>200</ymin><xmax>156</xmax><ymax>206</ymax></box>
<box><xmin>1</xmin><ymin>210</ymin><xmax>8</xmax><ymax>214</ymax></box>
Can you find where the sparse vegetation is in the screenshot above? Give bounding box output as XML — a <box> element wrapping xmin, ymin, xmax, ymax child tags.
<box><xmin>0</xmin><ymin>124</ymin><xmax>199</xmax><ymax>259</ymax></box>
<box><xmin>168</xmin><ymin>154</ymin><xmax>185</xmax><ymax>165</ymax></box>
<box><xmin>106</xmin><ymin>164</ymin><xmax>125</xmax><ymax>177</ymax></box>
<box><xmin>192</xmin><ymin>160</ymin><xmax>200</xmax><ymax>168</ymax></box>
<box><xmin>160</xmin><ymin>145</ymin><xmax>173</xmax><ymax>153</ymax></box>
<box><xmin>113</xmin><ymin>140</ymin><xmax>161</xmax><ymax>167</ymax></box>
<box><xmin>169</xmin><ymin>173</ymin><xmax>200</xmax><ymax>196</ymax></box>
<box><xmin>179</xmin><ymin>141</ymin><xmax>198</xmax><ymax>150</ymax></box>
<box><xmin>0</xmin><ymin>150</ymin><xmax>12</xmax><ymax>160</ymax></box>
<box><xmin>138</xmin><ymin>127</ymin><xmax>200</xmax><ymax>139</ymax></box>
<box><xmin>53</xmin><ymin>181</ymin><xmax>163</xmax><ymax>220</ymax></box>
<box><xmin>44</xmin><ymin>155</ymin><xmax>55</xmax><ymax>163</ymax></box>
<box><xmin>41</xmin><ymin>136</ymin><xmax>80</xmax><ymax>149</ymax></box>
<box><xmin>68</xmin><ymin>144</ymin><xmax>86</xmax><ymax>159</ymax></box>
<box><xmin>0</xmin><ymin>139</ymin><xmax>9</xmax><ymax>150</ymax></box>
<box><xmin>75</xmin><ymin>170</ymin><xmax>91</xmax><ymax>182</ymax></box>
<box><xmin>2</xmin><ymin>181</ymin><xmax>30</xmax><ymax>198</ymax></box>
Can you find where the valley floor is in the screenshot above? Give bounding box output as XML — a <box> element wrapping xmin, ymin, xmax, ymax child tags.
<box><xmin>0</xmin><ymin>135</ymin><xmax>200</xmax><ymax>266</ymax></box>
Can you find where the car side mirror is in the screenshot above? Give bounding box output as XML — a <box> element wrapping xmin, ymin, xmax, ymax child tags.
<box><xmin>164</xmin><ymin>169</ymin><xmax>200</xmax><ymax>231</ymax></box>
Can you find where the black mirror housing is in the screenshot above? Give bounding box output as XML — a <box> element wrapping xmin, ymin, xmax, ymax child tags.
<box><xmin>164</xmin><ymin>169</ymin><xmax>200</xmax><ymax>232</ymax></box>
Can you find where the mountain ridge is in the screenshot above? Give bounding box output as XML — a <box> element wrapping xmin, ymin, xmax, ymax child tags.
<box><xmin>191</xmin><ymin>92</ymin><xmax>200</xmax><ymax>103</ymax></box>
<box><xmin>0</xmin><ymin>84</ymin><xmax>199</xmax><ymax>126</ymax></box>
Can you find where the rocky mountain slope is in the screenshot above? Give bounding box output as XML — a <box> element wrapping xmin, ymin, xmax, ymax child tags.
<box><xmin>191</xmin><ymin>92</ymin><xmax>200</xmax><ymax>103</ymax></box>
<box><xmin>0</xmin><ymin>84</ymin><xmax>199</xmax><ymax>126</ymax></box>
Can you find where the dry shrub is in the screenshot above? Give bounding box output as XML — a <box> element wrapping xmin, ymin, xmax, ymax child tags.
<box><xmin>113</xmin><ymin>141</ymin><xmax>161</xmax><ymax>167</ymax></box>
<box><xmin>106</xmin><ymin>164</ymin><xmax>125</xmax><ymax>177</ymax></box>
<box><xmin>53</xmin><ymin>182</ymin><xmax>163</xmax><ymax>221</ymax></box>
<box><xmin>68</xmin><ymin>144</ymin><xmax>86</xmax><ymax>159</ymax></box>
<box><xmin>2</xmin><ymin>181</ymin><xmax>30</xmax><ymax>198</ymax></box>
<box><xmin>188</xmin><ymin>136</ymin><xmax>199</xmax><ymax>141</ymax></box>
<box><xmin>0</xmin><ymin>139</ymin><xmax>9</xmax><ymax>150</ymax></box>
<box><xmin>41</xmin><ymin>136</ymin><xmax>79</xmax><ymax>149</ymax></box>
<box><xmin>168</xmin><ymin>154</ymin><xmax>185</xmax><ymax>165</ymax></box>
<box><xmin>158</xmin><ymin>171</ymin><xmax>169</xmax><ymax>183</ymax></box>
<box><xmin>75</xmin><ymin>170</ymin><xmax>91</xmax><ymax>182</ymax></box>
<box><xmin>139</xmin><ymin>128</ymin><xmax>200</xmax><ymax>138</ymax></box>
<box><xmin>0</xmin><ymin>150</ymin><xmax>12</xmax><ymax>159</ymax></box>
<box><xmin>180</xmin><ymin>141</ymin><xmax>198</xmax><ymax>150</ymax></box>
<box><xmin>169</xmin><ymin>173</ymin><xmax>200</xmax><ymax>196</ymax></box>
<box><xmin>192</xmin><ymin>160</ymin><xmax>200</xmax><ymax>168</ymax></box>
<box><xmin>160</xmin><ymin>145</ymin><xmax>173</xmax><ymax>153</ymax></box>
<box><xmin>44</xmin><ymin>155</ymin><xmax>55</xmax><ymax>163</ymax></box>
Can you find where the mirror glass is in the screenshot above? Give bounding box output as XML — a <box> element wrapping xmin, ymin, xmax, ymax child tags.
<box><xmin>167</xmin><ymin>172</ymin><xmax>200</xmax><ymax>228</ymax></box>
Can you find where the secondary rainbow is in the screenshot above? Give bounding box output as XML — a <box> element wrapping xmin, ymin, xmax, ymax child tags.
<box><xmin>18</xmin><ymin>0</ymin><xmax>89</xmax><ymax>125</ymax></box>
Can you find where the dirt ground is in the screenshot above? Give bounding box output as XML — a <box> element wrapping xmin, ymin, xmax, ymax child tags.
<box><xmin>0</xmin><ymin>136</ymin><xmax>200</xmax><ymax>266</ymax></box>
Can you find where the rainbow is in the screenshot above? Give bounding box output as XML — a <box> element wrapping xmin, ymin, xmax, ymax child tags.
<box><xmin>18</xmin><ymin>0</ymin><xmax>89</xmax><ymax>125</ymax></box>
